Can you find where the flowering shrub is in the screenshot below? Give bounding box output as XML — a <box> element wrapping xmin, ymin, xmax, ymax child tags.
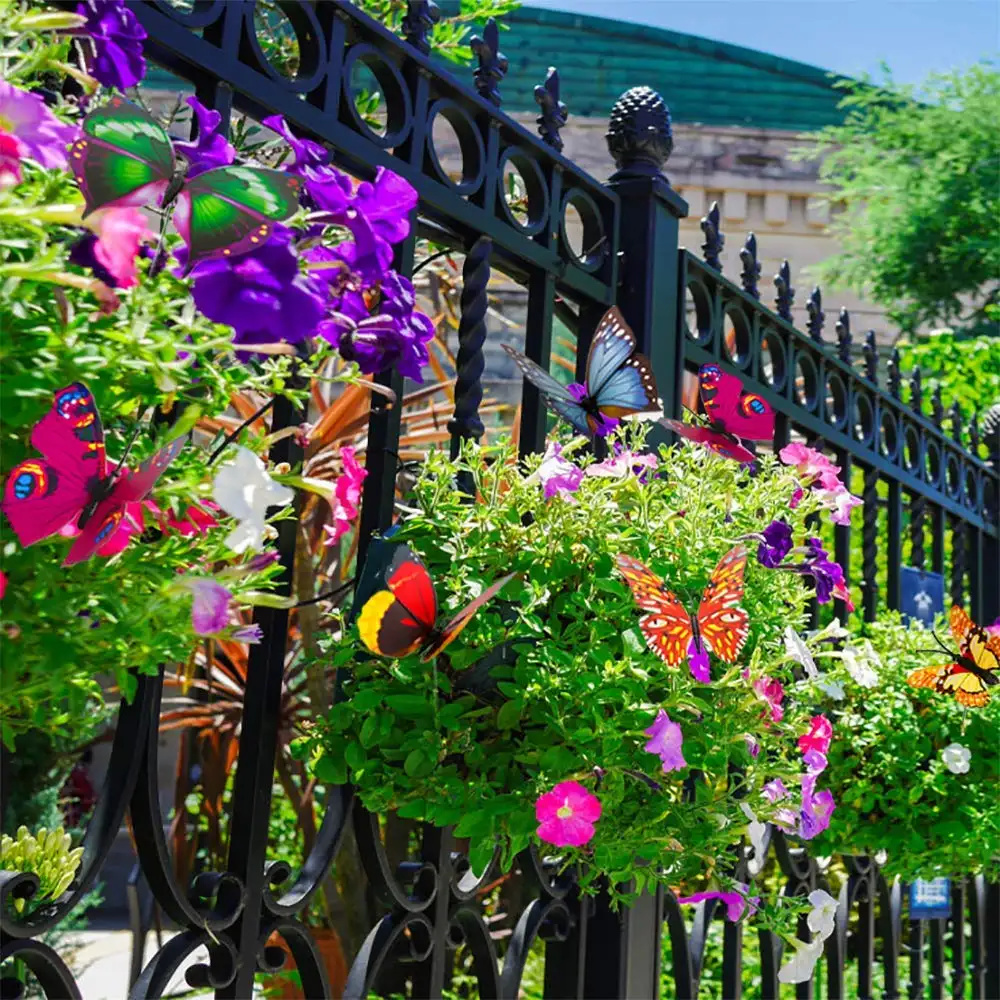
<box><xmin>801</xmin><ymin>612</ymin><xmax>1000</xmax><ymax>880</ymax></box>
<box><xmin>0</xmin><ymin>825</ymin><xmax>82</xmax><ymax>913</ymax></box>
<box><xmin>301</xmin><ymin>432</ymin><xmax>856</xmax><ymax>901</ymax></box>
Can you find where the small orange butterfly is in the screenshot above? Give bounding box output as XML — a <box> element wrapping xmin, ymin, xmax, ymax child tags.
<box><xmin>907</xmin><ymin>606</ymin><xmax>1000</xmax><ymax>708</ymax></box>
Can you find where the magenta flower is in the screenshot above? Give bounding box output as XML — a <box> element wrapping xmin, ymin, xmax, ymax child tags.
<box><xmin>643</xmin><ymin>709</ymin><xmax>686</xmax><ymax>773</ymax></box>
<box><xmin>74</xmin><ymin>206</ymin><xmax>155</xmax><ymax>288</ymax></box>
<box><xmin>789</xmin><ymin>486</ymin><xmax>805</xmax><ymax>509</ymax></box>
<box><xmin>323</xmin><ymin>446</ymin><xmax>367</xmax><ymax>546</ymax></box>
<box><xmin>757</xmin><ymin>519</ymin><xmax>793</xmax><ymax>568</ymax></box>
<box><xmin>184</xmin><ymin>578</ymin><xmax>233</xmax><ymax>635</ymax></box>
<box><xmin>779</xmin><ymin>443</ymin><xmax>840</xmax><ymax>483</ymax></box>
<box><xmin>76</xmin><ymin>0</ymin><xmax>146</xmax><ymax>89</ymax></box>
<box><xmin>799</xmin><ymin>774</ymin><xmax>835</xmax><ymax>839</ymax></box>
<box><xmin>190</xmin><ymin>230</ymin><xmax>324</xmax><ymax>348</ymax></box>
<box><xmin>831</xmin><ymin>580</ymin><xmax>855</xmax><ymax>611</ymax></box>
<box><xmin>987</xmin><ymin>617</ymin><xmax>1000</xmax><ymax>638</ymax></box>
<box><xmin>676</xmin><ymin>889</ymin><xmax>759</xmax><ymax>922</ymax></box>
<box><xmin>262</xmin><ymin>114</ymin><xmax>329</xmax><ymax>172</ymax></box>
<box><xmin>753</xmin><ymin>675</ymin><xmax>785</xmax><ymax>723</ymax></box>
<box><xmin>246</xmin><ymin>550</ymin><xmax>280</xmax><ymax>572</ymax></box>
<box><xmin>763</xmin><ymin>778</ymin><xmax>789</xmax><ymax>802</ymax></box>
<box><xmin>567</xmin><ymin>383</ymin><xmax>619</xmax><ymax>436</ymax></box>
<box><xmin>0</xmin><ymin>82</ymin><xmax>77</xmax><ymax>170</ymax></box>
<box><xmin>687</xmin><ymin>636</ymin><xmax>711</xmax><ymax>683</ymax></box>
<box><xmin>803</xmin><ymin>748</ymin><xmax>828</xmax><ymax>774</ymax></box>
<box><xmin>175</xmin><ymin>96</ymin><xmax>235</xmax><ymax>178</ymax></box>
<box><xmin>798</xmin><ymin>715</ymin><xmax>833</xmax><ymax>756</ymax></box>
<box><xmin>0</xmin><ymin>129</ymin><xmax>24</xmax><ymax>187</ymax></box>
<box><xmin>535</xmin><ymin>780</ymin><xmax>602</xmax><ymax>848</ymax></box>
<box><xmin>231</xmin><ymin>623</ymin><xmax>264</xmax><ymax>644</ymax></box>
<box><xmin>535</xmin><ymin>442</ymin><xmax>583</xmax><ymax>500</ymax></box>
<box><xmin>817</xmin><ymin>486</ymin><xmax>864</xmax><ymax>526</ymax></box>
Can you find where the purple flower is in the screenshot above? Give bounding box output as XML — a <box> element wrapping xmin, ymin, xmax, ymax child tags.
<box><xmin>350</xmin><ymin>167</ymin><xmax>418</xmax><ymax>246</ymax></box>
<box><xmin>535</xmin><ymin>442</ymin><xmax>584</xmax><ymax>500</ymax></box>
<box><xmin>567</xmin><ymin>382</ymin><xmax>619</xmax><ymax>436</ymax></box>
<box><xmin>676</xmin><ymin>889</ymin><xmax>759</xmax><ymax>923</ymax></box>
<box><xmin>185</xmin><ymin>578</ymin><xmax>232</xmax><ymax>635</ymax></box>
<box><xmin>190</xmin><ymin>229</ymin><xmax>324</xmax><ymax>347</ymax></box>
<box><xmin>69</xmin><ymin>233</ymin><xmax>117</xmax><ymax>287</ymax></box>
<box><xmin>262</xmin><ymin>114</ymin><xmax>329</xmax><ymax>172</ymax></box>
<box><xmin>643</xmin><ymin>709</ymin><xmax>686</xmax><ymax>773</ymax></box>
<box><xmin>306</xmin><ymin>215</ymin><xmax>390</xmax><ymax>289</ymax></box>
<box><xmin>803</xmin><ymin>539</ymin><xmax>844</xmax><ymax>604</ymax></box>
<box><xmin>175</xmin><ymin>96</ymin><xmax>235</xmax><ymax>178</ymax></box>
<box><xmin>799</xmin><ymin>774</ymin><xmax>835</xmax><ymax>840</ymax></box>
<box><xmin>803</xmin><ymin>748</ymin><xmax>828</xmax><ymax>775</ymax></box>
<box><xmin>76</xmin><ymin>0</ymin><xmax>147</xmax><ymax>90</ymax></box>
<box><xmin>247</xmin><ymin>550</ymin><xmax>280</xmax><ymax>572</ymax></box>
<box><xmin>687</xmin><ymin>636</ymin><xmax>711</xmax><ymax>683</ymax></box>
<box><xmin>0</xmin><ymin>82</ymin><xmax>77</xmax><ymax>170</ymax></box>
<box><xmin>231</xmin><ymin>623</ymin><xmax>264</xmax><ymax>644</ymax></box>
<box><xmin>763</xmin><ymin>778</ymin><xmax>789</xmax><ymax>802</ymax></box>
<box><xmin>745</xmin><ymin>734</ymin><xmax>760</xmax><ymax>758</ymax></box>
<box><xmin>757</xmin><ymin>519</ymin><xmax>793</xmax><ymax>568</ymax></box>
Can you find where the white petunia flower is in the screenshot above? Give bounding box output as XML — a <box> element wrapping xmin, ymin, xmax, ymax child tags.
<box><xmin>942</xmin><ymin>743</ymin><xmax>971</xmax><ymax>775</ymax></box>
<box><xmin>808</xmin><ymin>617</ymin><xmax>849</xmax><ymax>643</ymax></box>
<box><xmin>807</xmin><ymin>889</ymin><xmax>838</xmax><ymax>941</ymax></box>
<box><xmin>784</xmin><ymin>626</ymin><xmax>818</xmax><ymax>677</ymax></box>
<box><xmin>817</xmin><ymin>678</ymin><xmax>846</xmax><ymax>701</ymax></box>
<box><xmin>212</xmin><ymin>447</ymin><xmax>295</xmax><ymax>554</ymax></box>
<box><xmin>740</xmin><ymin>802</ymin><xmax>768</xmax><ymax>867</ymax></box>
<box><xmin>778</xmin><ymin>937</ymin><xmax>825</xmax><ymax>984</ymax></box>
<box><xmin>842</xmin><ymin>646</ymin><xmax>879</xmax><ymax>688</ymax></box>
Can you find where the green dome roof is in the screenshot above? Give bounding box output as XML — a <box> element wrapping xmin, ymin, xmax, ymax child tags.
<box><xmin>494</xmin><ymin>7</ymin><xmax>848</xmax><ymax>130</ymax></box>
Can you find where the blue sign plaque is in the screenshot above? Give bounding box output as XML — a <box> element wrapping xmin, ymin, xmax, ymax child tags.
<box><xmin>901</xmin><ymin>567</ymin><xmax>945</xmax><ymax>626</ymax></box>
<box><xmin>909</xmin><ymin>878</ymin><xmax>951</xmax><ymax>920</ymax></box>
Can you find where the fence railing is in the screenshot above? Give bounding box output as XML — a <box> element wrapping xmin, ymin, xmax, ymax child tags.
<box><xmin>1</xmin><ymin>1</ymin><xmax>997</xmax><ymax>998</ymax></box>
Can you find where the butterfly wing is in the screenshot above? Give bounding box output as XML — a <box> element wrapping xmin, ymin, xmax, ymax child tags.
<box><xmin>584</xmin><ymin>307</ymin><xmax>660</xmax><ymax>423</ymax></box>
<box><xmin>174</xmin><ymin>166</ymin><xmax>302</xmax><ymax>270</ymax></box>
<box><xmin>2</xmin><ymin>384</ymin><xmax>107</xmax><ymax>547</ymax></box>
<box><xmin>585</xmin><ymin>307</ymin><xmax>637</xmax><ymax>395</ymax></box>
<box><xmin>421</xmin><ymin>572</ymin><xmax>517</xmax><ymax>661</ymax></box>
<box><xmin>906</xmin><ymin>663</ymin><xmax>991</xmax><ymax>708</ymax></box>
<box><xmin>698</xmin><ymin>364</ymin><xmax>775</xmax><ymax>442</ymax></box>
<box><xmin>659</xmin><ymin>418</ymin><xmax>758</xmax><ymax>464</ymax></box>
<box><xmin>616</xmin><ymin>554</ymin><xmax>694</xmax><ymax>666</ymax></box>
<box><xmin>71</xmin><ymin>98</ymin><xmax>175</xmax><ymax>216</ymax></box>
<box><xmin>63</xmin><ymin>437</ymin><xmax>185</xmax><ymax>566</ymax></box>
<box><xmin>502</xmin><ymin>344</ymin><xmax>591</xmax><ymax>436</ymax></box>
<box><xmin>357</xmin><ymin>545</ymin><xmax>438</xmax><ymax>658</ymax></box>
<box><xmin>696</xmin><ymin>545</ymin><xmax>750</xmax><ymax>663</ymax></box>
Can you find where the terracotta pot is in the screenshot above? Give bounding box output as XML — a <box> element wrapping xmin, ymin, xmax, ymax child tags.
<box><xmin>263</xmin><ymin>928</ymin><xmax>348</xmax><ymax>999</ymax></box>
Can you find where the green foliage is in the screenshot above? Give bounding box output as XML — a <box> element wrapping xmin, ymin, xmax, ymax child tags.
<box><xmin>301</xmin><ymin>431</ymin><xmax>841</xmax><ymax>902</ymax></box>
<box><xmin>0</xmin><ymin>826</ymin><xmax>83</xmax><ymax>913</ymax></box>
<box><xmin>805</xmin><ymin>64</ymin><xmax>1000</xmax><ymax>336</ymax></box>
<box><xmin>811</xmin><ymin>612</ymin><xmax>1000</xmax><ymax>880</ymax></box>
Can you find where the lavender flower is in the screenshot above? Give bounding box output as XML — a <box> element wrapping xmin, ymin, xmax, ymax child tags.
<box><xmin>262</xmin><ymin>114</ymin><xmax>329</xmax><ymax>172</ymax></box>
<box><xmin>174</xmin><ymin>96</ymin><xmax>235</xmax><ymax>178</ymax></box>
<box><xmin>757</xmin><ymin>519</ymin><xmax>793</xmax><ymax>568</ymax></box>
<box><xmin>803</xmin><ymin>538</ymin><xmax>844</xmax><ymax>604</ymax></box>
<box><xmin>76</xmin><ymin>0</ymin><xmax>147</xmax><ymax>90</ymax></box>
<box><xmin>184</xmin><ymin>578</ymin><xmax>232</xmax><ymax>635</ymax></box>
<box><xmin>190</xmin><ymin>230</ymin><xmax>324</xmax><ymax>348</ymax></box>
<box><xmin>643</xmin><ymin>709</ymin><xmax>686</xmax><ymax>773</ymax></box>
<box><xmin>0</xmin><ymin>82</ymin><xmax>77</xmax><ymax>170</ymax></box>
<box><xmin>231</xmin><ymin>623</ymin><xmax>264</xmax><ymax>644</ymax></box>
<box><xmin>535</xmin><ymin>442</ymin><xmax>584</xmax><ymax>500</ymax></box>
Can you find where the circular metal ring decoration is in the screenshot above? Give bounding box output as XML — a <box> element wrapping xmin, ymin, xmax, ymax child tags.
<box><xmin>945</xmin><ymin>452</ymin><xmax>962</xmax><ymax>500</ymax></box>
<box><xmin>879</xmin><ymin>407</ymin><xmax>900</xmax><ymax>462</ymax></box>
<box><xmin>243</xmin><ymin>0</ymin><xmax>327</xmax><ymax>93</ymax></box>
<box><xmin>851</xmin><ymin>388</ymin><xmax>876</xmax><ymax>446</ymax></box>
<box><xmin>342</xmin><ymin>44</ymin><xmax>413</xmax><ymax>148</ymax></box>
<box><xmin>496</xmin><ymin>147</ymin><xmax>549</xmax><ymax>236</ymax></box>
<box><xmin>151</xmin><ymin>0</ymin><xmax>225</xmax><ymax>29</ymax></box>
<box><xmin>924</xmin><ymin>438</ymin><xmax>942</xmax><ymax>488</ymax></box>
<box><xmin>824</xmin><ymin>370</ymin><xmax>848</xmax><ymax>431</ymax></box>
<box><xmin>758</xmin><ymin>326</ymin><xmax>787</xmax><ymax>392</ymax></box>
<box><xmin>963</xmin><ymin>464</ymin><xmax>979</xmax><ymax>510</ymax></box>
<box><xmin>902</xmin><ymin>422</ymin><xmax>921</xmax><ymax>474</ymax></box>
<box><xmin>793</xmin><ymin>348</ymin><xmax>820</xmax><ymax>412</ymax></box>
<box><xmin>424</xmin><ymin>99</ymin><xmax>486</xmax><ymax>196</ymax></box>
<box><xmin>559</xmin><ymin>187</ymin><xmax>607</xmax><ymax>273</ymax></box>
<box><xmin>684</xmin><ymin>279</ymin><xmax>714</xmax><ymax>346</ymax></box>
<box><xmin>722</xmin><ymin>302</ymin><xmax>753</xmax><ymax>370</ymax></box>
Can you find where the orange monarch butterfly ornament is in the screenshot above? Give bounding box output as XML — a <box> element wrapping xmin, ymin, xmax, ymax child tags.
<box><xmin>616</xmin><ymin>545</ymin><xmax>750</xmax><ymax>683</ymax></box>
<box><xmin>356</xmin><ymin>543</ymin><xmax>516</xmax><ymax>662</ymax></box>
<box><xmin>907</xmin><ymin>605</ymin><xmax>1000</xmax><ymax>707</ymax></box>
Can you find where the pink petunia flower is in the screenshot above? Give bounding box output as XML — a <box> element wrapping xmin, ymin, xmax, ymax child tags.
<box><xmin>535</xmin><ymin>442</ymin><xmax>584</xmax><ymax>500</ymax></box>
<box><xmin>779</xmin><ymin>443</ymin><xmax>840</xmax><ymax>483</ymax></box>
<box><xmin>831</xmin><ymin>580</ymin><xmax>855</xmax><ymax>612</ymax></box>
<box><xmin>753</xmin><ymin>675</ymin><xmax>785</xmax><ymax>723</ymax></box>
<box><xmin>586</xmin><ymin>450</ymin><xmax>658</xmax><ymax>479</ymax></box>
<box><xmin>161</xmin><ymin>502</ymin><xmax>219</xmax><ymax>537</ymax></box>
<box><xmin>184</xmin><ymin>577</ymin><xmax>233</xmax><ymax>635</ymax></box>
<box><xmin>643</xmin><ymin>709</ymin><xmax>686</xmax><ymax>773</ymax></box>
<box><xmin>84</xmin><ymin>207</ymin><xmax>156</xmax><ymax>289</ymax></box>
<box><xmin>815</xmin><ymin>486</ymin><xmax>864</xmax><ymax>526</ymax></box>
<box><xmin>0</xmin><ymin>128</ymin><xmax>24</xmax><ymax>187</ymax></box>
<box><xmin>0</xmin><ymin>82</ymin><xmax>77</xmax><ymax>170</ymax></box>
<box><xmin>798</xmin><ymin>715</ymin><xmax>833</xmax><ymax>756</ymax></box>
<box><xmin>535</xmin><ymin>780</ymin><xmax>602</xmax><ymax>848</ymax></box>
<box><xmin>0</xmin><ymin>570</ymin><xmax>7</xmax><ymax>600</ymax></box>
<box><xmin>323</xmin><ymin>446</ymin><xmax>367</xmax><ymax>546</ymax></box>
<box><xmin>676</xmin><ymin>888</ymin><xmax>760</xmax><ymax>922</ymax></box>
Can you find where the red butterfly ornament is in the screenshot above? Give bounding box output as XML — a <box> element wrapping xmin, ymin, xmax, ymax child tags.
<box><xmin>661</xmin><ymin>364</ymin><xmax>775</xmax><ymax>462</ymax></box>
<box><xmin>2</xmin><ymin>383</ymin><xmax>184</xmax><ymax>565</ymax></box>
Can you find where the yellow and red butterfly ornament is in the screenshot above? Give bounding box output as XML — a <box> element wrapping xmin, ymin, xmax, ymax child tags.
<box><xmin>616</xmin><ymin>545</ymin><xmax>750</xmax><ymax>682</ymax></box>
<box><xmin>906</xmin><ymin>605</ymin><xmax>1000</xmax><ymax>708</ymax></box>
<box><xmin>355</xmin><ymin>541</ymin><xmax>517</xmax><ymax>662</ymax></box>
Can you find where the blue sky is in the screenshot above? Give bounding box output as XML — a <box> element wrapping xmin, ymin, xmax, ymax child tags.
<box><xmin>526</xmin><ymin>0</ymin><xmax>998</xmax><ymax>84</ymax></box>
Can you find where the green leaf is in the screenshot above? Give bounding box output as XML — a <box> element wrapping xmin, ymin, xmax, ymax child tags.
<box><xmin>496</xmin><ymin>701</ymin><xmax>522</xmax><ymax>730</ymax></box>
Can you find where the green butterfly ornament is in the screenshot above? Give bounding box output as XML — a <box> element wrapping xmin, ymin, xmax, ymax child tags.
<box><xmin>70</xmin><ymin>97</ymin><xmax>302</xmax><ymax>272</ymax></box>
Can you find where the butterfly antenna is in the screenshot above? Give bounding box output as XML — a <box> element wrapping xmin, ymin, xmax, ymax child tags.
<box><xmin>208</xmin><ymin>398</ymin><xmax>277</xmax><ymax>465</ymax></box>
<box><xmin>293</xmin><ymin>577</ymin><xmax>356</xmax><ymax>609</ymax></box>
<box><xmin>412</xmin><ymin>248</ymin><xmax>455</xmax><ymax>277</ymax></box>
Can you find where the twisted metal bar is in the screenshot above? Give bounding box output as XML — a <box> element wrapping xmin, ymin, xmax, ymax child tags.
<box><xmin>862</xmin><ymin>466</ymin><xmax>879</xmax><ymax>620</ymax></box>
<box><xmin>950</xmin><ymin>514</ymin><xmax>966</xmax><ymax>607</ymax></box>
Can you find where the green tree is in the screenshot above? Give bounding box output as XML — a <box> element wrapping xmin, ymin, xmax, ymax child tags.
<box><xmin>806</xmin><ymin>64</ymin><xmax>1000</xmax><ymax>338</ymax></box>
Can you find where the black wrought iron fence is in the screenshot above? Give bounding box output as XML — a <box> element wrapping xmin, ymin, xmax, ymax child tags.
<box><xmin>1</xmin><ymin>1</ymin><xmax>997</xmax><ymax>998</ymax></box>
